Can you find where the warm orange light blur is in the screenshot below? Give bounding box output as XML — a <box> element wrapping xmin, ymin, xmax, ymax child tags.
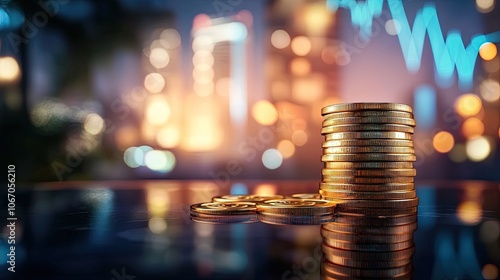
<box><xmin>252</xmin><ymin>100</ymin><xmax>278</xmax><ymax>125</ymax></box>
<box><xmin>254</xmin><ymin>184</ymin><xmax>277</xmax><ymax>195</ymax></box>
<box><xmin>115</xmin><ymin>126</ymin><xmax>138</xmax><ymax>150</ymax></box>
<box><xmin>479</xmin><ymin>79</ymin><xmax>500</xmax><ymax>102</ymax></box>
<box><xmin>302</xmin><ymin>2</ymin><xmax>332</xmax><ymax>35</ymax></box>
<box><xmin>479</xmin><ymin>42</ymin><xmax>498</xmax><ymax>60</ymax></box>
<box><xmin>156</xmin><ymin>126</ymin><xmax>180</xmax><ymax>148</ymax></box>
<box><xmin>0</xmin><ymin>57</ymin><xmax>21</xmax><ymax>83</ymax></box>
<box><xmin>466</xmin><ymin>136</ymin><xmax>491</xmax><ymax>161</ymax></box>
<box><xmin>290</xmin><ymin>58</ymin><xmax>311</xmax><ymax>76</ymax></box>
<box><xmin>271</xmin><ymin>80</ymin><xmax>290</xmax><ymax>100</ymax></box>
<box><xmin>462</xmin><ymin>118</ymin><xmax>484</xmax><ymax>138</ymax></box>
<box><xmin>291</xmin><ymin>36</ymin><xmax>312</xmax><ymax>56</ymax></box>
<box><xmin>455</xmin><ymin>94</ymin><xmax>482</xmax><ymax>117</ymax></box>
<box><xmin>146</xmin><ymin>95</ymin><xmax>171</xmax><ymax>126</ymax></box>
<box><xmin>144</xmin><ymin>73</ymin><xmax>165</xmax><ymax>93</ymax></box>
<box><xmin>483</xmin><ymin>264</ymin><xmax>499</xmax><ymax>280</ymax></box>
<box><xmin>146</xmin><ymin>186</ymin><xmax>170</xmax><ymax>217</ymax></box>
<box><xmin>150</xmin><ymin>47</ymin><xmax>170</xmax><ymax>69</ymax></box>
<box><xmin>292</xmin><ymin>130</ymin><xmax>308</xmax><ymax>146</ymax></box>
<box><xmin>182</xmin><ymin>95</ymin><xmax>223</xmax><ymax>151</ymax></box>
<box><xmin>457</xmin><ymin>201</ymin><xmax>482</xmax><ymax>225</ymax></box>
<box><xmin>277</xmin><ymin>140</ymin><xmax>296</xmax><ymax>159</ymax></box>
<box><xmin>292</xmin><ymin>75</ymin><xmax>325</xmax><ymax>103</ymax></box>
<box><xmin>271</xmin><ymin>29</ymin><xmax>291</xmax><ymax>49</ymax></box>
<box><xmin>215</xmin><ymin>77</ymin><xmax>231</xmax><ymax>97</ymax></box>
<box><xmin>432</xmin><ymin>131</ymin><xmax>454</xmax><ymax>153</ymax></box>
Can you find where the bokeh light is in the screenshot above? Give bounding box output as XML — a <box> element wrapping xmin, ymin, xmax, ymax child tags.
<box><xmin>479</xmin><ymin>79</ymin><xmax>500</xmax><ymax>102</ymax></box>
<box><xmin>123</xmin><ymin>146</ymin><xmax>142</xmax><ymax>168</ymax></box>
<box><xmin>146</xmin><ymin>95</ymin><xmax>171</xmax><ymax>126</ymax></box>
<box><xmin>456</xmin><ymin>201</ymin><xmax>482</xmax><ymax>225</ymax></box>
<box><xmin>160</xmin><ymin>29</ymin><xmax>181</xmax><ymax>49</ymax></box>
<box><xmin>144</xmin><ymin>73</ymin><xmax>165</xmax><ymax>93</ymax></box>
<box><xmin>290</xmin><ymin>58</ymin><xmax>311</xmax><ymax>76</ymax></box>
<box><xmin>251</xmin><ymin>100</ymin><xmax>278</xmax><ymax>125</ymax></box>
<box><xmin>476</xmin><ymin>0</ymin><xmax>495</xmax><ymax>13</ymax></box>
<box><xmin>277</xmin><ymin>140</ymin><xmax>295</xmax><ymax>159</ymax></box>
<box><xmin>0</xmin><ymin>56</ymin><xmax>21</xmax><ymax>83</ymax></box>
<box><xmin>144</xmin><ymin>150</ymin><xmax>176</xmax><ymax>172</ymax></box>
<box><xmin>115</xmin><ymin>126</ymin><xmax>138</xmax><ymax>150</ymax></box>
<box><xmin>262</xmin><ymin>149</ymin><xmax>283</xmax><ymax>169</ymax></box>
<box><xmin>466</xmin><ymin>136</ymin><xmax>491</xmax><ymax>161</ymax></box>
<box><xmin>455</xmin><ymin>94</ymin><xmax>482</xmax><ymax>117</ymax></box>
<box><xmin>385</xmin><ymin>19</ymin><xmax>401</xmax><ymax>35</ymax></box>
<box><xmin>432</xmin><ymin>131</ymin><xmax>454</xmax><ymax>153</ymax></box>
<box><xmin>448</xmin><ymin>144</ymin><xmax>467</xmax><ymax>163</ymax></box>
<box><xmin>149</xmin><ymin>217</ymin><xmax>168</xmax><ymax>234</ymax></box>
<box><xmin>271</xmin><ymin>29</ymin><xmax>291</xmax><ymax>49</ymax></box>
<box><xmin>156</xmin><ymin>126</ymin><xmax>180</xmax><ymax>148</ymax></box>
<box><xmin>83</xmin><ymin>113</ymin><xmax>105</xmax><ymax>135</ymax></box>
<box><xmin>483</xmin><ymin>264</ymin><xmax>499</xmax><ymax>280</ymax></box>
<box><xmin>291</xmin><ymin>36</ymin><xmax>312</xmax><ymax>56</ymax></box>
<box><xmin>302</xmin><ymin>2</ymin><xmax>332</xmax><ymax>35</ymax></box>
<box><xmin>254</xmin><ymin>184</ymin><xmax>277</xmax><ymax>195</ymax></box>
<box><xmin>292</xmin><ymin>130</ymin><xmax>308</xmax><ymax>146</ymax></box>
<box><xmin>462</xmin><ymin>118</ymin><xmax>484</xmax><ymax>138</ymax></box>
<box><xmin>149</xmin><ymin>48</ymin><xmax>170</xmax><ymax>69</ymax></box>
<box><xmin>479</xmin><ymin>42</ymin><xmax>497</xmax><ymax>60</ymax></box>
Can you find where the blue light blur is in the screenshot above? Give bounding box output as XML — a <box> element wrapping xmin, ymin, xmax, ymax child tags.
<box><xmin>0</xmin><ymin>8</ymin><xmax>10</xmax><ymax>29</ymax></box>
<box><xmin>414</xmin><ymin>85</ymin><xmax>436</xmax><ymax>130</ymax></box>
<box><xmin>416</xmin><ymin>186</ymin><xmax>436</xmax><ymax>229</ymax></box>
<box><xmin>230</xmin><ymin>183</ymin><xmax>248</xmax><ymax>195</ymax></box>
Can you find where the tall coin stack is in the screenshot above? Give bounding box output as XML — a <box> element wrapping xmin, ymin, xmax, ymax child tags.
<box><xmin>319</xmin><ymin>103</ymin><xmax>418</xmax><ymax>279</ymax></box>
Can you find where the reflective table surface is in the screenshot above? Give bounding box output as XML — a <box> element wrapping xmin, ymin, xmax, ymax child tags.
<box><xmin>1</xmin><ymin>180</ymin><xmax>499</xmax><ymax>280</ymax></box>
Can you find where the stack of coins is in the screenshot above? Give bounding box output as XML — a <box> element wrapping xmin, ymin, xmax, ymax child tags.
<box><xmin>319</xmin><ymin>103</ymin><xmax>418</xmax><ymax>279</ymax></box>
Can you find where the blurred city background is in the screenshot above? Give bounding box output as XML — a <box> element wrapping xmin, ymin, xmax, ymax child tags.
<box><xmin>0</xmin><ymin>0</ymin><xmax>499</xmax><ymax>182</ymax></box>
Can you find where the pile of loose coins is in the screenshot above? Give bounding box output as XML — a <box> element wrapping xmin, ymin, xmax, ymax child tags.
<box><xmin>190</xmin><ymin>103</ymin><xmax>419</xmax><ymax>279</ymax></box>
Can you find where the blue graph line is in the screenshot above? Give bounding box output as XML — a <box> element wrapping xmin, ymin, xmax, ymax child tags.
<box><xmin>327</xmin><ymin>0</ymin><xmax>500</xmax><ymax>90</ymax></box>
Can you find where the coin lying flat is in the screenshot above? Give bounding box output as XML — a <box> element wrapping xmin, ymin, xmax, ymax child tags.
<box><xmin>190</xmin><ymin>201</ymin><xmax>257</xmax><ymax>215</ymax></box>
<box><xmin>322</xmin><ymin>261</ymin><xmax>413</xmax><ymax>278</ymax></box>
<box><xmin>258</xmin><ymin>213</ymin><xmax>334</xmax><ymax>225</ymax></box>
<box><xmin>321</xmin><ymin>229</ymin><xmax>415</xmax><ymax>243</ymax></box>
<box><xmin>322</xmin><ymin>153</ymin><xmax>416</xmax><ymax>162</ymax></box>
<box><xmin>320</xmin><ymin>189</ymin><xmax>416</xmax><ymax>200</ymax></box>
<box><xmin>323</xmin><ymin>257</ymin><xmax>412</xmax><ymax>269</ymax></box>
<box><xmin>321</xmin><ymin>168</ymin><xmax>416</xmax><ymax>177</ymax></box>
<box><xmin>321</xmin><ymin>244</ymin><xmax>415</xmax><ymax>260</ymax></box>
<box><xmin>322</xmin><ymin>222</ymin><xmax>418</xmax><ymax>235</ymax></box>
<box><xmin>323</xmin><ymin>146</ymin><xmax>415</xmax><ymax>154</ymax></box>
<box><xmin>325</xmin><ymin>131</ymin><xmax>413</xmax><ymax>140</ymax></box>
<box><xmin>322</xmin><ymin>116</ymin><xmax>416</xmax><ymax>126</ymax></box>
<box><xmin>324</xmin><ymin>161</ymin><xmax>414</xmax><ymax>169</ymax></box>
<box><xmin>325</xmin><ymin>197</ymin><xmax>419</xmax><ymax>208</ymax></box>
<box><xmin>323</xmin><ymin>110</ymin><xmax>414</xmax><ymax>119</ymax></box>
<box><xmin>322</xmin><ymin>176</ymin><xmax>414</xmax><ymax>184</ymax></box>
<box><xmin>321</xmin><ymin>124</ymin><xmax>414</xmax><ymax>134</ymax></box>
<box><xmin>190</xmin><ymin>214</ymin><xmax>258</xmax><ymax>224</ymax></box>
<box><xmin>323</xmin><ymin>139</ymin><xmax>414</xmax><ymax>147</ymax></box>
<box><xmin>212</xmin><ymin>194</ymin><xmax>284</xmax><ymax>203</ymax></box>
<box><xmin>256</xmin><ymin>198</ymin><xmax>336</xmax><ymax>216</ymax></box>
<box><xmin>320</xmin><ymin>182</ymin><xmax>415</xmax><ymax>192</ymax></box>
<box><xmin>286</xmin><ymin>193</ymin><xmax>322</xmax><ymax>199</ymax></box>
<box><xmin>321</xmin><ymin>103</ymin><xmax>413</xmax><ymax>115</ymax></box>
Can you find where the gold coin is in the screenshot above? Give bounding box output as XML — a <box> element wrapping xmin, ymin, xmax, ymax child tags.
<box><xmin>322</xmin><ymin>168</ymin><xmax>416</xmax><ymax>177</ymax></box>
<box><xmin>325</xmin><ymin>131</ymin><xmax>413</xmax><ymax>140</ymax></box>
<box><xmin>322</xmin><ymin>116</ymin><xmax>416</xmax><ymax>126</ymax></box>
<box><xmin>258</xmin><ymin>213</ymin><xmax>334</xmax><ymax>225</ymax></box>
<box><xmin>321</xmin><ymin>244</ymin><xmax>415</xmax><ymax>260</ymax></box>
<box><xmin>333</xmin><ymin>214</ymin><xmax>418</xmax><ymax>225</ymax></box>
<box><xmin>334</xmin><ymin>206</ymin><xmax>418</xmax><ymax>216</ymax></box>
<box><xmin>322</xmin><ymin>257</ymin><xmax>412</xmax><ymax>269</ymax></box>
<box><xmin>323</xmin><ymin>110</ymin><xmax>414</xmax><ymax>119</ymax></box>
<box><xmin>212</xmin><ymin>194</ymin><xmax>284</xmax><ymax>203</ymax></box>
<box><xmin>323</xmin><ymin>139</ymin><xmax>413</xmax><ymax>147</ymax></box>
<box><xmin>321</xmin><ymin>268</ymin><xmax>412</xmax><ymax>280</ymax></box>
<box><xmin>325</xmin><ymin>197</ymin><xmax>419</xmax><ymax>208</ymax></box>
<box><xmin>324</xmin><ymin>162</ymin><xmax>414</xmax><ymax>169</ymax></box>
<box><xmin>190</xmin><ymin>214</ymin><xmax>258</xmax><ymax>224</ymax></box>
<box><xmin>320</xmin><ymin>182</ymin><xmax>415</xmax><ymax>192</ymax></box>
<box><xmin>321</xmin><ymin>227</ymin><xmax>415</xmax><ymax>243</ymax></box>
<box><xmin>323</xmin><ymin>146</ymin><xmax>415</xmax><ymax>154</ymax></box>
<box><xmin>190</xmin><ymin>201</ymin><xmax>256</xmax><ymax>215</ymax></box>
<box><xmin>322</xmin><ymin>261</ymin><xmax>413</xmax><ymax>278</ymax></box>
<box><xmin>321</xmin><ymin>103</ymin><xmax>413</xmax><ymax>115</ymax></box>
<box><xmin>321</xmin><ymin>153</ymin><xmax>416</xmax><ymax>162</ymax></box>
<box><xmin>321</xmin><ymin>124</ymin><xmax>414</xmax><ymax>134</ymax></box>
<box><xmin>256</xmin><ymin>198</ymin><xmax>336</xmax><ymax>216</ymax></box>
<box><xmin>323</xmin><ymin>239</ymin><xmax>414</xmax><ymax>252</ymax></box>
<box><xmin>320</xmin><ymin>189</ymin><xmax>416</xmax><ymax>200</ymax></box>
<box><xmin>322</xmin><ymin>177</ymin><xmax>414</xmax><ymax>184</ymax></box>
<box><xmin>322</xmin><ymin>222</ymin><xmax>418</xmax><ymax>235</ymax></box>
<box><xmin>286</xmin><ymin>193</ymin><xmax>322</xmax><ymax>199</ymax></box>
